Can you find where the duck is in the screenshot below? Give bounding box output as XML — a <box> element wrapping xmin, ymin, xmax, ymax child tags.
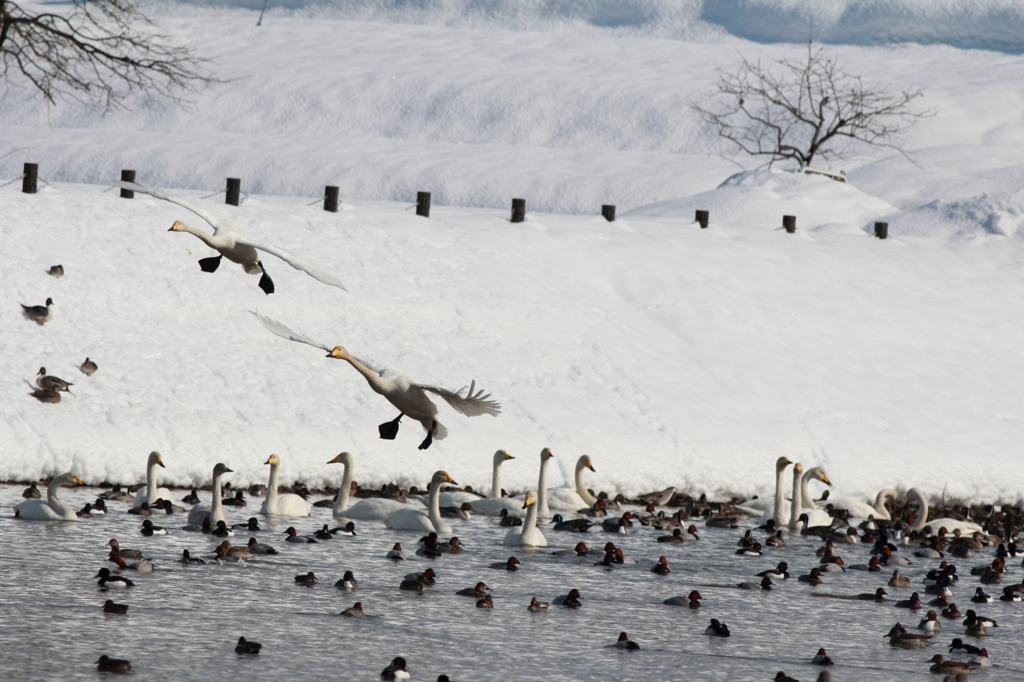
<box><xmin>210</xmin><ymin>520</ymin><xmax>233</xmax><ymax>537</ymax></box>
<box><xmin>476</xmin><ymin>594</ymin><xmax>494</xmax><ymax>609</ymax></box>
<box><xmin>13</xmin><ymin>472</ymin><xmax>84</xmax><ymax>521</ymax></box>
<box><xmin>235</xmin><ymin>637</ymin><xmax>262</xmax><ymax>655</ymax></box>
<box><xmin>107</xmin><ymin>539</ymin><xmax>144</xmax><ymax>559</ymax></box>
<box><xmin>335</xmin><ymin>570</ymin><xmax>357</xmax><ymax>590</ymax></box>
<box><xmin>215</xmin><ymin>541</ymin><xmax>253</xmax><ymax>560</ymax></box>
<box><xmin>962</xmin><ymin>609</ymin><xmax>996</xmax><ymax>629</ymax></box>
<box><xmin>386</xmin><ymin>543</ymin><xmax>406</xmax><ymax>561</ymax></box>
<box><xmin>179</xmin><ymin>549</ymin><xmax>205</xmax><ymax>565</ymax></box>
<box><xmin>552</xmin><ymin>589</ymin><xmax>582</xmax><ymax>608</ymax></box>
<box><xmin>503</xmin><ymin>491</ymin><xmax>547</xmax><ymax>547</ymax></box>
<box><xmin>736</xmin><ymin>542</ymin><xmax>763</xmax><ymax>556</ymax></box>
<box><xmin>254</xmin><ymin>312</ymin><xmax>499</xmax><ymax>449</ymax></box>
<box><xmin>904</xmin><ymin>489</ymin><xmax>983</xmax><ymax>534</ymax></box>
<box><xmin>705</xmin><ymin>619</ymin><xmax>730</xmax><ymax>637</ymax></box>
<box><xmin>181</xmin><ymin>489</ymin><xmax>201</xmax><ymax>505</ymax></box>
<box><xmin>766</xmin><ymin>530</ymin><xmax>785</xmax><ymax>547</ymax></box>
<box><xmin>740</xmin><ymin>576</ymin><xmax>774</xmax><ymax>590</ymax></box>
<box><xmin>314</xmin><ymin>524</ymin><xmax>336</xmax><ymax>541</ymax></box>
<box><xmin>284</xmin><ymin>527</ymin><xmax>317</xmax><ymax>543</ymax></box>
<box><xmin>294</xmin><ymin>571</ymin><xmax>317</xmax><ymax>586</ymax></box>
<box><xmin>90</xmin><ymin>499</ymin><xmax>109</xmax><ymax>515</ymax></box>
<box><xmin>650</xmin><ymin>556</ymin><xmax>671</xmax><ymax>575</ymax></box>
<box><xmin>971</xmin><ymin>587</ymin><xmax>992</xmax><ymax>603</ymax></box>
<box><xmin>21</xmin><ymin>483</ymin><xmax>41</xmax><ymax>499</ymax></box>
<box><xmin>949</xmin><ymin>638</ymin><xmax>982</xmax><ymax>655</ymax></box>
<box><xmin>127</xmin><ymin>502</ymin><xmax>153</xmax><ymax>517</ymax></box>
<box><xmin>941</xmin><ymin>603</ymin><xmax>961</xmax><ymax>619</ymax></box>
<box><xmin>551</xmin><ymin>542</ymin><xmax>590</xmax><ymax>557</ymax></box>
<box><xmin>341</xmin><ymin>601</ymin><xmax>367</xmax><ymax>617</ymax></box>
<box><xmin>970</xmin><ymin>649</ymin><xmax>992</xmax><ymax>668</ymax></box>
<box><xmin>658</xmin><ymin>528</ymin><xmax>686</xmax><ymax>543</ymax></box>
<box><xmin>528</xmin><ymin>597</ymin><xmax>549</xmax><ymax>612</ymax></box>
<box><xmin>111</xmin><ymin>180</ymin><xmax>346</xmax><ymax>294</ymax></box>
<box><xmin>95</xmin><ymin>568</ymin><xmax>134</xmax><ymax>589</ymax></box>
<box><xmin>222</xmin><ymin>491</ymin><xmax>247</xmax><ymax>507</ymax></box>
<box><xmin>233</xmin><ymin>517</ymin><xmax>261</xmax><ymax>530</ymax></box>
<box><xmin>601</xmin><ymin>512</ymin><xmax>633</xmax><ymax>534</ymax></box>
<box><xmin>456</xmin><ymin>582</ymin><xmax>490</xmax><ymax>598</ymax></box>
<box><xmin>110</xmin><ymin>554</ymin><xmax>155</xmax><ymax>572</ymax></box>
<box><xmin>140</xmin><ymin>519</ymin><xmax>167</xmax><ymax>536</ymax></box>
<box><xmin>36</xmin><ymin>367</ymin><xmax>73</xmax><ymax>394</ymax></box>
<box><xmin>811</xmin><ymin>648</ymin><xmax>835</xmax><ymax>665</ymax></box>
<box><xmin>331</xmin><ymin>521</ymin><xmax>357</xmax><ymax>537</ymax></box>
<box><xmin>797</xmin><ymin>568</ymin><xmax>823</xmax><ymax>586</ymax></box>
<box><xmin>926</xmin><ymin>655</ymin><xmax>976</xmax><ymax>675</ymax></box>
<box><xmin>612</xmin><ymin>632</ymin><xmax>639</xmax><ymax>650</ymax></box>
<box><xmin>384</xmin><ymin>471</ymin><xmax>458</xmax><ymax>533</ymax></box>
<box><xmin>260</xmin><ymin>454</ymin><xmax>312</xmax><ymax>517</ymax></box>
<box><xmin>664</xmin><ymin>590</ymin><xmax>702</xmax><ymax>608</ymax></box>
<box><xmin>491</xmin><ymin>557</ymin><xmax>520</xmax><ymax>571</ymax></box>
<box><xmin>856</xmin><ymin>588</ymin><xmax>888</xmax><ymax>602</ymax></box>
<box><xmin>889</xmin><ymin>569</ymin><xmax>911</xmax><ymax>587</ymax></box>
<box><xmin>381</xmin><ymin>657</ymin><xmax>411</xmax><ymax>680</ymax></box>
<box><xmin>103</xmin><ymin>600</ymin><xmax>129</xmax><ymax>614</ymax></box>
<box><xmin>999</xmin><ymin>586</ymin><xmax>1023</xmax><ymax>602</ymax></box>
<box><xmin>80</xmin><ymin>357</ymin><xmax>98</xmax><ymax>376</ymax></box>
<box><xmin>540</xmin><ymin>453</ymin><xmax>598</xmax><ymax>516</ymax></box>
<box><xmin>20</xmin><ymin>297</ymin><xmax>54</xmax><ymax>324</ymax></box>
<box><xmin>96</xmin><ymin>656</ymin><xmax>131</xmax><ymax>673</ymax></box>
<box><xmin>848</xmin><ymin>556</ymin><xmax>881</xmax><ymax>571</ymax></box>
<box><xmin>28</xmin><ymin>387</ymin><xmax>60</xmax><ymax>403</ymax></box>
<box><xmin>439</xmin><ymin>502</ymin><xmax>473</xmax><ymax>519</ymax></box>
<box><xmin>918</xmin><ymin>610</ymin><xmax>941</xmax><ymax>632</ymax></box>
<box><xmin>130</xmin><ymin>451</ymin><xmax>173</xmax><ymax>508</ymax></box>
<box><xmin>499</xmin><ymin>509</ymin><xmax>522</xmax><ymax>527</ymax></box>
<box><xmin>895</xmin><ymin>592</ymin><xmax>923</xmax><ymax>610</ymax></box>
<box><xmin>326</xmin><ymin>452</ymin><xmax>416</xmax><ymax>520</ymax></box>
<box><xmin>885</xmin><ymin>622</ymin><xmax>932</xmax><ymax>648</ymax></box>
<box><xmin>186</xmin><ymin>463</ymin><xmax>232</xmax><ymax>525</ymax></box>
<box><xmin>77</xmin><ymin>503</ymin><xmax>95</xmax><ymax>518</ymax></box>
<box><xmin>551</xmin><ymin>514</ymin><xmax>595</xmax><ymax>532</ymax></box>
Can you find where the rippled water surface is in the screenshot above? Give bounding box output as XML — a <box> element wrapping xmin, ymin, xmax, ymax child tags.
<box><xmin>3</xmin><ymin>484</ymin><xmax>1023</xmax><ymax>681</ymax></box>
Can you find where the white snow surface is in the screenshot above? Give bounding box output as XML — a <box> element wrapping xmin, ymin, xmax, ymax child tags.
<box><xmin>3</xmin><ymin>1</ymin><xmax>1024</xmax><ymax>505</ymax></box>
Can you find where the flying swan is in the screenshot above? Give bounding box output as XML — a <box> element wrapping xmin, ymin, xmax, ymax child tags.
<box><xmin>252</xmin><ymin>311</ymin><xmax>501</xmax><ymax>449</ymax></box>
<box><xmin>109</xmin><ymin>180</ymin><xmax>347</xmax><ymax>295</ymax></box>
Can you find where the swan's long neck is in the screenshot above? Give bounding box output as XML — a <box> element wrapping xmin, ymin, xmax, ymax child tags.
<box><xmin>46</xmin><ymin>477</ymin><xmax>72</xmax><ymax>517</ymax></box>
<box><xmin>800</xmin><ymin>468</ymin><xmax>826</xmax><ymax>511</ymax></box>
<box><xmin>427</xmin><ymin>479</ymin><xmax>444</xmax><ymax>532</ymax></box>
<box><xmin>211</xmin><ymin>472</ymin><xmax>225</xmax><ymax>521</ymax></box>
<box><xmin>343</xmin><ymin>357</ymin><xmax>386</xmax><ymax>394</ymax></box>
<box><xmin>175</xmin><ymin>222</ymin><xmax>220</xmax><ymax>248</ymax></box>
<box><xmin>907</xmin><ymin>489</ymin><xmax>929</xmax><ymax>531</ymax></box>
<box><xmin>522</xmin><ymin>500</ymin><xmax>538</xmax><ymax>535</ymax></box>
<box><xmin>491</xmin><ymin>459</ymin><xmax>503</xmax><ymax>499</ymax></box>
<box><xmin>146</xmin><ymin>460</ymin><xmax>159</xmax><ymax>501</ymax></box>
<box><xmin>333</xmin><ymin>460</ymin><xmax>353</xmax><ymax>518</ymax></box>
<box><xmin>537</xmin><ymin>457</ymin><xmax>550</xmax><ymax>519</ymax></box>
<box><xmin>874</xmin><ymin>489</ymin><xmax>898</xmax><ymax>518</ymax></box>
<box><xmin>773</xmin><ymin>465</ymin><xmax>788</xmax><ymax>525</ymax></box>
<box><xmin>788</xmin><ymin>469</ymin><xmax>802</xmax><ymax>530</ymax></box>
<box><xmin>266</xmin><ymin>463</ymin><xmax>280</xmax><ymax>508</ymax></box>
<box><xmin>575</xmin><ymin>462</ymin><xmax>597</xmax><ymax>506</ymax></box>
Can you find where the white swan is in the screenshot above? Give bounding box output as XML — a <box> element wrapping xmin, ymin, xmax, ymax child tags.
<box><xmin>109</xmin><ymin>180</ymin><xmax>346</xmax><ymax>295</ymax></box>
<box><xmin>545</xmin><ymin>454</ymin><xmax>599</xmax><ymax>514</ymax></box>
<box><xmin>503</xmin><ymin>490</ymin><xmax>547</xmax><ymax>547</ymax></box>
<box><xmin>327</xmin><ymin>451</ymin><xmax>415</xmax><ymax>520</ymax></box>
<box><xmin>457</xmin><ymin>450</ymin><xmax>524</xmax><ymax>517</ymax></box>
<box><xmin>14</xmin><ymin>472</ymin><xmax>84</xmax><ymax>521</ymax></box>
<box><xmin>905</xmin><ymin>488</ymin><xmax>982</xmax><ymax>533</ymax></box>
<box><xmin>260</xmin><ymin>454</ymin><xmax>312</xmax><ymax>517</ymax></box>
<box><xmin>384</xmin><ymin>471</ymin><xmax>456</xmax><ymax>533</ymax></box>
<box><xmin>132</xmin><ymin>451</ymin><xmax>173</xmax><ymax>507</ymax></box>
<box><xmin>787</xmin><ymin>463</ymin><xmax>804</xmax><ymax>531</ymax></box>
<box><xmin>793</xmin><ymin>465</ymin><xmax>833</xmax><ymax>529</ymax></box>
<box><xmin>187</xmin><ymin>463</ymin><xmax>232</xmax><ymax>525</ymax></box>
<box><xmin>253</xmin><ymin>312</ymin><xmax>501</xmax><ymax>449</ymax></box>
<box><xmin>831</xmin><ymin>489</ymin><xmax>898</xmax><ymax>520</ymax></box>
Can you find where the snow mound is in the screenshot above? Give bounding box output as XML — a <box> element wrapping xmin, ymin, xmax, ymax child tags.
<box><xmin>884</xmin><ymin>191</ymin><xmax>1024</xmax><ymax>242</ymax></box>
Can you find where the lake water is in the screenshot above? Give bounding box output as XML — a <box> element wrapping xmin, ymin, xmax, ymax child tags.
<box><xmin>2</xmin><ymin>483</ymin><xmax>1022</xmax><ymax>681</ymax></box>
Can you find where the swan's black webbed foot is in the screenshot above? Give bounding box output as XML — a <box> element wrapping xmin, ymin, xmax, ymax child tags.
<box><xmin>254</xmin><ymin>262</ymin><xmax>272</xmax><ymax>294</ymax></box>
<box><xmin>379</xmin><ymin>413</ymin><xmax>403</xmax><ymax>440</ymax></box>
<box><xmin>417</xmin><ymin>421</ymin><xmax>437</xmax><ymax>450</ymax></box>
<box><xmin>198</xmin><ymin>255</ymin><xmax>223</xmax><ymax>272</ymax></box>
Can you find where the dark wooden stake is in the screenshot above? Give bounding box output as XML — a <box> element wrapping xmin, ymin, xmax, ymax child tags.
<box><xmin>695</xmin><ymin>209</ymin><xmax>709</xmax><ymax>228</ymax></box>
<box><xmin>874</xmin><ymin>222</ymin><xmax>888</xmax><ymax>239</ymax></box>
<box><xmin>22</xmin><ymin>163</ymin><xmax>38</xmax><ymax>194</ymax></box>
<box><xmin>601</xmin><ymin>205</ymin><xmax>616</xmax><ymax>222</ymax></box>
<box><xmin>226</xmin><ymin>178</ymin><xmax>241</xmax><ymax>206</ymax></box>
<box><xmin>782</xmin><ymin>215</ymin><xmax>796</xmax><ymax>233</ymax></box>
<box><xmin>511</xmin><ymin>198</ymin><xmax>526</xmax><ymax>223</ymax></box>
<box><xmin>416</xmin><ymin>191</ymin><xmax>431</xmax><ymax>218</ymax></box>
<box><xmin>119</xmin><ymin>170</ymin><xmax>136</xmax><ymax>198</ymax></box>
<box><xmin>324</xmin><ymin>186</ymin><xmax>339</xmax><ymax>212</ymax></box>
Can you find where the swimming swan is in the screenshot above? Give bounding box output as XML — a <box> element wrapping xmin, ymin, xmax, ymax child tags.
<box><xmin>460</xmin><ymin>450</ymin><xmax>524</xmax><ymax>517</ymax></box>
<box><xmin>187</xmin><ymin>463</ymin><xmax>232</xmax><ymax>525</ymax></box>
<box><xmin>327</xmin><ymin>451</ymin><xmax>415</xmax><ymax>520</ymax></box>
<box><xmin>252</xmin><ymin>311</ymin><xmax>501</xmax><ymax>449</ymax></box>
<box><xmin>789</xmin><ymin>464</ymin><xmax>833</xmax><ymax>530</ymax></box>
<box><xmin>132</xmin><ymin>451</ymin><xmax>174</xmax><ymax>508</ymax></box>
<box><xmin>14</xmin><ymin>472</ymin><xmax>84</xmax><ymax>521</ymax></box>
<box><xmin>109</xmin><ymin>180</ymin><xmax>346</xmax><ymax>295</ymax></box>
<box><xmin>503</xmin><ymin>490</ymin><xmax>547</xmax><ymax>547</ymax></box>
<box><xmin>260</xmin><ymin>454</ymin><xmax>312</xmax><ymax>517</ymax></box>
<box><xmin>831</xmin><ymin>489</ymin><xmax>898</xmax><ymax>520</ymax></box>
<box><xmin>905</xmin><ymin>488</ymin><xmax>982</xmax><ymax>533</ymax></box>
<box><xmin>545</xmin><ymin>455</ymin><xmax>599</xmax><ymax>515</ymax></box>
<box><xmin>384</xmin><ymin>471</ymin><xmax>456</xmax><ymax>533</ymax></box>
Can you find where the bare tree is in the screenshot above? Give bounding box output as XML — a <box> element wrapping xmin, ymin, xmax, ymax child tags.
<box><xmin>0</xmin><ymin>0</ymin><xmax>215</xmax><ymax>110</ymax></box>
<box><xmin>691</xmin><ymin>43</ymin><xmax>933</xmax><ymax>170</ymax></box>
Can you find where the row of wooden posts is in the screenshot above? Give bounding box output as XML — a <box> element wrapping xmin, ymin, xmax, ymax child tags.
<box><xmin>16</xmin><ymin>163</ymin><xmax>890</xmax><ymax>239</ymax></box>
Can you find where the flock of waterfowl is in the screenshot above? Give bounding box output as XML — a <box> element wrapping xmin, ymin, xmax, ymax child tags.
<box><xmin>10</xmin><ymin>449</ymin><xmax>1024</xmax><ymax>679</ymax></box>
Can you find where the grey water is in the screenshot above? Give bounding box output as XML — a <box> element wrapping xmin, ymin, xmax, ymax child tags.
<box><xmin>2</xmin><ymin>484</ymin><xmax>1023</xmax><ymax>681</ymax></box>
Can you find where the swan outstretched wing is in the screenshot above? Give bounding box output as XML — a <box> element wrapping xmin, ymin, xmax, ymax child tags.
<box><xmin>251</xmin><ymin>311</ymin><xmax>333</xmax><ymax>352</ymax></box>
<box><xmin>236</xmin><ymin>238</ymin><xmax>347</xmax><ymax>291</ymax></box>
<box><xmin>109</xmin><ymin>180</ymin><xmax>241</xmax><ymax>236</ymax></box>
<box><xmin>418</xmin><ymin>380</ymin><xmax>502</xmax><ymax>417</ymax></box>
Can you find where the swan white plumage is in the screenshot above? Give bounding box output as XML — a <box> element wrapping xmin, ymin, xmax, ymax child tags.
<box><xmin>109</xmin><ymin>180</ymin><xmax>346</xmax><ymax>295</ymax></box>
<box><xmin>787</xmin><ymin>463</ymin><xmax>805</xmax><ymax>531</ymax></box>
<box><xmin>187</xmin><ymin>463</ymin><xmax>232</xmax><ymax>525</ymax></box>
<box><xmin>797</xmin><ymin>465</ymin><xmax>833</xmax><ymax>528</ymax></box>
<box><xmin>503</xmin><ymin>490</ymin><xmax>547</xmax><ymax>547</ymax></box>
<box><xmin>14</xmin><ymin>472</ymin><xmax>84</xmax><ymax>521</ymax></box>
<box><xmin>831</xmin><ymin>489</ymin><xmax>898</xmax><ymax>520</ymax></box>
<box><xmin>456</xmin><ymin>450</ymin><xmax>524</xmax><ymax>517</ymax></box>
<box><xmin>544</xmin><ymin>454</ymin><xmax>598</xmax><ymax>515</ymax></box>
<box><xmin>327</xmin><ymin>451</ymin><xmax>415</xmax><ymax>520</ymax></box>
<box><xmin>132</xmin><ymin>451</ymin><xmax>174</xmax><ymax>508</ymax></box>
<box><xmin>252</xmin><ymin>312</ymin><xmax>501</xmax><ymax>450</ymax></box>
<box><xmin>772</xmin><ymin>456</ymin><xmax>792</xmax><ymax>525</ymax></box>
<box><xmin>260</xmin><ymin>454</ymin><xmax>312</xmax><ymax>517</ymax></box>
<box><xmin>733</xmin><ymin>456</ymin><xmax>791</xmax><ymax>520</ymax></box>
<box><xmin>905</xmin><ymin>488</ymin><xmax>983</xmax><ymax>533</ymax></box>
<box><xmin>384</xmin><ymin>471</ymin><xmax>456</xmax><ymax>533</ymax></box>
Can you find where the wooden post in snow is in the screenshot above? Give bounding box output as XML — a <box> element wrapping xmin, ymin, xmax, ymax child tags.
<box><xmin>511</xmin><ymin>198</ymin><xmax>526</xmax><ymax>223</ymax></box>
<box><xmin>120</xmin><ymin>170</ymin><xmax>136</xmax><ymax>198</ymax></box>
<box><xmin>695</xmin><ymin>210</ymin><xmax>709</xmax><ymax>228</ymax></box>
<box><xmin>416</xmin><ymin>192</ymin><xmax>431</xmax><ymax>218</ymax></box>
<box><xmin>874</xmin><ymin>222</ymin><xmax>888</xmax><ymax>239</ymax></box>
<box><xmin>226</xmin><ymin>178</ymin><xmax>241</xmax><ymax>206</ymax></box>
<box><xmin>324</xmin><ymin>186</ymin><xmax>339</xmax><ymax>212</ymax></box>
<box><xmin>782</xmin><ymin>215</ymin><xmax>796</xmax><ymax>233</ymax></box>
<box><xmin>602</xmin><ymin>205</ymin><xmax>616</xmax><ymax>222</ymax></box>
<box><xmin>22</xmin><ymin>163</ymin><xmax>38</xmax><ymax>194</ymax></box>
